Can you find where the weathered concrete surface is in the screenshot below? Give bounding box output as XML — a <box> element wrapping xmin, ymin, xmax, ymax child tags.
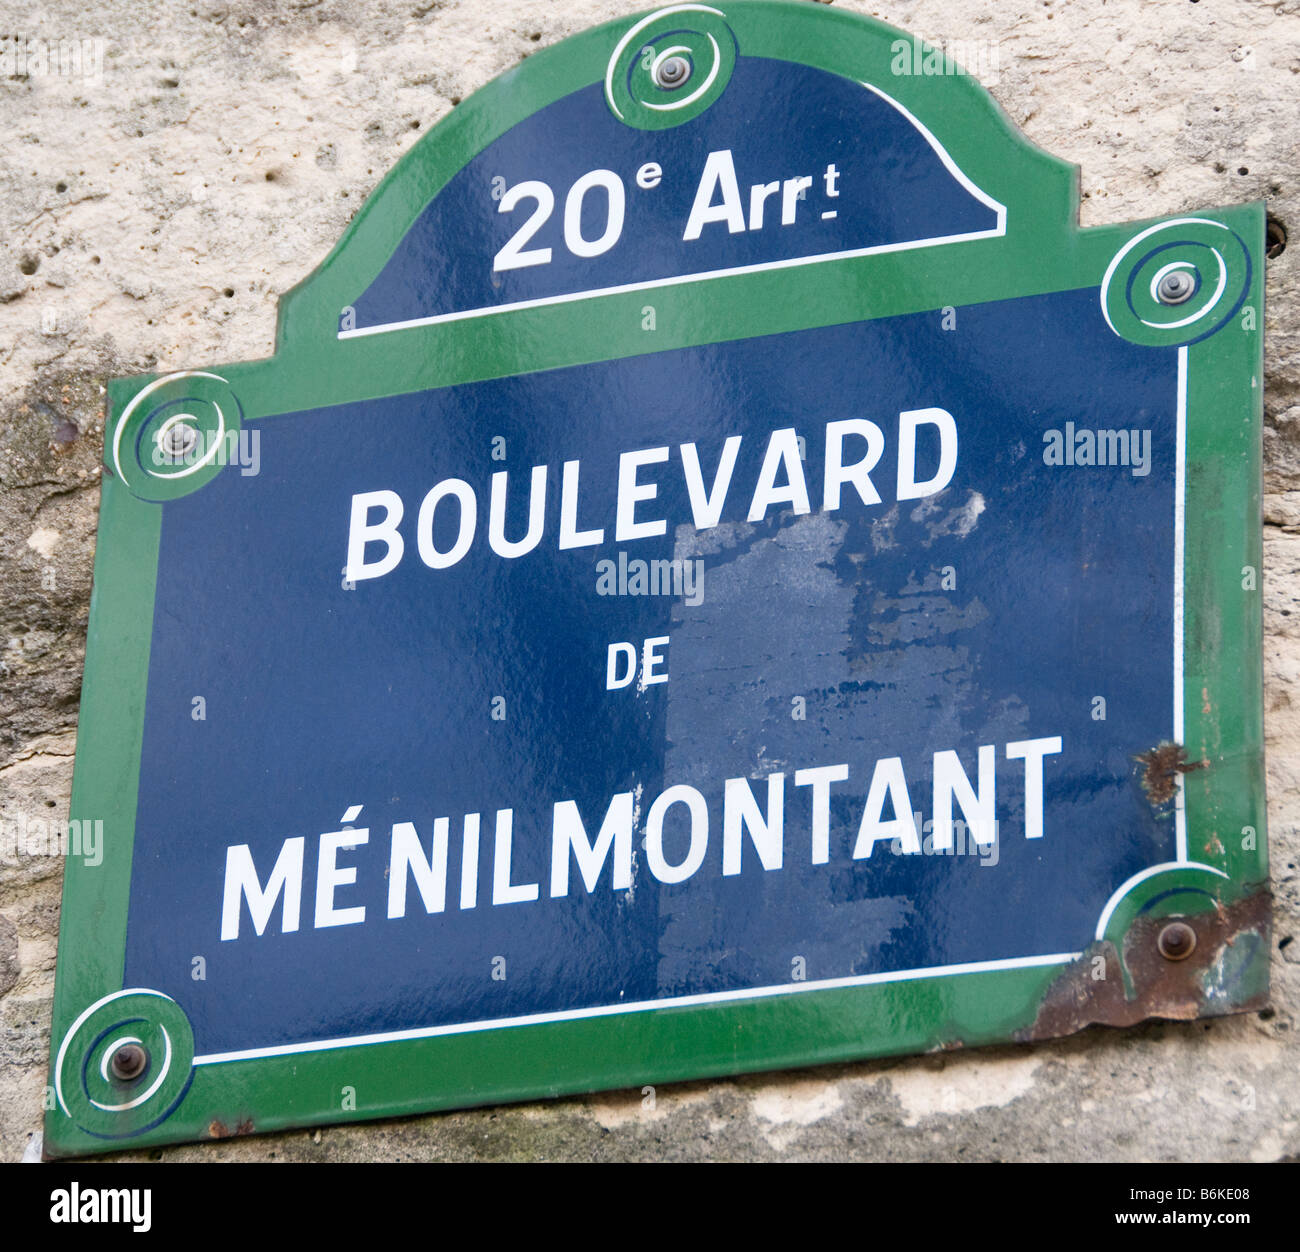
<box><xmin>1</xmin><ymin>0</ymin><xmax>1297</xmax><ymax>1162</ymax></box>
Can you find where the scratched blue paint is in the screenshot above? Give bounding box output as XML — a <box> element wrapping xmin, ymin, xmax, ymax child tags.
<box><xmin>346</xmin><ymin>57</ymin><xmax>999</xmax><ymax>332</ymax></box>
<box><xmin>124</xmin><ymin>288</ymin><xmax>1177</xmax><ymax>1056</ymax></box>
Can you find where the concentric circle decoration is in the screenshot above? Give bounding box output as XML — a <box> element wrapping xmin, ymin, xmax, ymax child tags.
<box><xmin>1100</xmin><ymin>217</ymin><xmax>1251</xmax><ymax>348</ymax></box>
<box><xmin>109</xmin><ymin>370</ymin><xmax>242</xmax><ymax>502</ymax></box>
<box><xmin>604</xmin><ymin>4</ymin><xmax>737</xmax><ymax>130</ymax></box>
<box><xmin>54</xmin><ymin>989</ymin><xmax>195</xmax><ymax>1140</ymax></box>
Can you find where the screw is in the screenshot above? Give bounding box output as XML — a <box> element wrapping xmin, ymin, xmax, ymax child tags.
<box><xmin>1156</xmin><ymin>270</ymin><xmax>1195</xmax><ymax>305</ymax></box>
<box><xmin>1157</xmin><ymin>920</ymin><xmax>1197</xmax><ymax>961</ymax></box>
<box><xmin>158</xmin><ymin>420</ymin><xmax>199</xmax><ymax>461</ymax></box>
<box><xmin>109</xmin><ymin>1042</ymin><xmax>149</xmax><ymax>1082</ymax></box>
<box><xmin>654</xmin><ymin>55</ymin><xmax>690</xmax><ymax>89</ymax></box>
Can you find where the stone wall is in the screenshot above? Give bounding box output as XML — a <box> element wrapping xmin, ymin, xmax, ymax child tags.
<box><xmin>1</xmin><ymin>0</ymin><xmax>1296</xmax><ymax>1161</ymax></box>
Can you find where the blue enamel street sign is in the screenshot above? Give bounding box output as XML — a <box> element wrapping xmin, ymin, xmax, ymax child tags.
<box><xmin>46</xmin><ymin>2</ymin><xmax>1267</xmax><ymax>1156</ymax></box>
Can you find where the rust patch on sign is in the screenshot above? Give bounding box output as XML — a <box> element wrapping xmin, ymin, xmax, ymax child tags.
<box><xmin>1133</xmin><ymin>741</ymin><xmax>1208</xmax><ymax>806</ymax></box>
<box><xmin>207</xmin><ymin>1117</ymin><xmax>255</xmax><ymax>1139</ymax></box>
<box><xmin>1018</xmin><ymin>890</ymin><xmax>1271</xmax><ymax>1042</ymax></box>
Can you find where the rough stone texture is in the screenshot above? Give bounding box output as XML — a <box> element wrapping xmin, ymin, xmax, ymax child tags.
<box><xmin>0</xmin><ymin>0</ymin><xmax>1297</xmax><ymax>1162</ymax></box>
<box><xmin>0</xmin><ymin>915</ymin><xmax>18</xmax><ymax>999</ymax></box>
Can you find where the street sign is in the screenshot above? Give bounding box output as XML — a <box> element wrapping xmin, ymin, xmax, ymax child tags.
<box><xmin>46</xmin><ymin>1</ymin><xmax>1268</xmax><ymax>1157</ymax></box>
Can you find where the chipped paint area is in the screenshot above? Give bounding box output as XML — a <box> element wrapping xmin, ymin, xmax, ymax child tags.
<box><xmin>910</xmin><ymin>488</ymin><xmax>986</xmax><ymax>540</ymax></box>
<box><xmin>882</xmin><ymin>1055</ymin><xmax>1042</xmax><ymax>1127</ymax></box>
<box><xmin>25</xmin><ymin>527</ymin><xmax>60</xmax><ymax>559</ymax></box>
<box><xmin>1133</xmin><ymin>741</ymin><xmax>1208</xmax><ymax>806</ymax></box>
<box><xmin>751</xmin><ymin>1079</ymin><xmax>845</xmax><ymax>1149</ymax></box>
<box><xmin>583</xmin><ymin>1082</ymin><xmax>719</xmax><ymax>1129</ymax></box>
<box><xmin>1250</xmin><ymin>1130</ymin><xmax>1287</xmax><ymax>1163</ymax></box>
<box><xmin>1024</xmin><ymin>891</ymin><xmax>1272</xmax><ymax>1039</ymax></box>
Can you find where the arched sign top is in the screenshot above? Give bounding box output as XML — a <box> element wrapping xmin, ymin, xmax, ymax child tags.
<box><xmin>274</xmin><ymin>0</ymin><xmax>1073</xmax><ymax>351</ymax></box>
<box><xmin>341</xmin><ymin>57</ymin><xmax>1007</xmax><ymax>338</ymax></box>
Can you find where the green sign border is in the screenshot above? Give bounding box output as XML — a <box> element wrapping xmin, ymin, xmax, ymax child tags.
<box><xmin>45</xmin><ymin>0</ymin><xmax>1267</xmax><ymax>1156</ymax></box>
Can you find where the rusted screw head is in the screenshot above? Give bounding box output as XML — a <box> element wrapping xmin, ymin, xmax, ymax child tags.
<box><xmin>1157</xmin><ymin>920</ymin><xmax>1197</xmax><ymax>962</ymax></box>
<box><xmin>109</xmin><ymin>1042</ymin><xmax>149</xmax><ymax>1083</ymax></box>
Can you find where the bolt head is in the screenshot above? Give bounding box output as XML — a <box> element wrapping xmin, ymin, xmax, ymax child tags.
<box><xmin>1157</xmin><ymin>920</ymin><xmax>1197</xmax><ymax>961</ymax></box>
<box><xmin>654</xmin><ymin>55</ymin><xmax>691</xmax><ymax>89</ymax></box>
<box><xmin>158</xmin><ymin>420</ymin><xmax>199</xmax><ymax>461</ymax></box>
<box><xmin>109</xmin><ymin>1042</ymin><xmax>149</xmax><ymax>1082</ymax></box>
<box><xmin>1157</xmin><ymin>270</ymin><xmax>1195</xmax><ymax>305</ymax></box>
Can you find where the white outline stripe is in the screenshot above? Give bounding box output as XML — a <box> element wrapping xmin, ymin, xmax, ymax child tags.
<box><xmin>338</xmin><ymin>228</ymin><xmax>1005</xmax><ymax>340</ymax></box>
<box><xmin>1174</xmin><ymin>345</ymin><xmax>1188</xmax><ymax>861</ymax></box>
<box><xmin>192</xmin><ymin>951</ymin><xmax>1079</xmax><ymax>1066</ymax></box>
<box><xmin>857</xmin><ymin>80</ymin><xmax>1007</xmax><ymax>225</ymax></box>
<box><xmin>1092</xmin><ymin>344</ymin><xmax>1194</xmax><ymax>924</ymax></box>
<box><xmin>1094</xmin><ymin>860</ymin><xmax>1228</xmax><ymax>943</ymax></box>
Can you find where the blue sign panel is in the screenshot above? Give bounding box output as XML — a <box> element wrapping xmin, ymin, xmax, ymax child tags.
<box><xmin>127</xmin><ymin>289</ymin><xmax>1177</xmax><ymax>1060</ymax></box>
